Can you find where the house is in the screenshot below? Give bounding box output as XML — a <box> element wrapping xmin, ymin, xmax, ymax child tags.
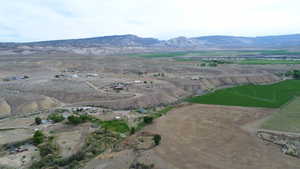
<box><xmin>191</xmin><ymin>76</ymin><xmax>199</xmax><ymax>80</ymax></box>
<box><xmin>111</xmin><ymin>82</ymin><xmax>126</xmax><ymax>90</ymax></box>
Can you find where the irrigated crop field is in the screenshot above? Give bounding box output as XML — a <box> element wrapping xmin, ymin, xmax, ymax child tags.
<box><xmin>187</xmin><ymin>80</ymin><xmax>300</xmax><ymax>108</ymax></box>
<box><xmin>236</xmin><ymin>59</ymin><xmax>300</xmax><ymax>65</ymax></box>
<box><xmin>131</xmin><ymin>50</ymin><xmax>300</xmax><ymax>58</ymax></box>
<box><xmin>262</xmin><ymin>97</ymin><xmax>300</xmax><ymax>132</ymax></box>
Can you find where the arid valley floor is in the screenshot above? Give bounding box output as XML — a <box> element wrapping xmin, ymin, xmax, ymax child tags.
<box><xmin>1</xmin><ymin>50</ymin><xmax>300</xmax><ymax>169</ymax></box>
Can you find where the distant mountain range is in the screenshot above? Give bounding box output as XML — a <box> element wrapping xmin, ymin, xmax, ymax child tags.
<box><xmin>1</xmin><ymin>34</ymin><xmax>300</xmax><ymax>55</ymax></box>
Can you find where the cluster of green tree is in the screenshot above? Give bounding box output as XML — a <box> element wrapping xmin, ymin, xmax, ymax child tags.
<box><xmin>143</xmin><ymin>116</ymin><xmax>153</xmax><ymax>124</ymax></box>
<box><xmin>67</xmin><ymin>114</ymin><xmax>91</xmax><ymax>125</ymax></box>
<box><xmin>285</xmin><ymin>70</ymin><xmax>300</xmax><ymax>79</ymax></box>
<box><xmin>33</xmin><ymin>130</ymin><xmax>45</xmax><ymax>145</ymax></box>
<box><xmin>153</xmin><ymin>134</ymin><xmax>161</xmax><ymax>145</ymax></box>
<box><xmin>48</xmin><ymin>113</ymin><xmax>65</xmax><ymax>123</ymax></box>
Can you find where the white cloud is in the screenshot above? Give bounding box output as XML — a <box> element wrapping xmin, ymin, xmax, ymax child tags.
<box><xmin>0</xmin><ymin>0</ymin><xmax>300</xmax><ymax>42</ymax></box>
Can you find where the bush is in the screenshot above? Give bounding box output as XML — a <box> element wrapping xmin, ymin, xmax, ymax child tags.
<box><xmin>208</xmin><ymin>63</ymin><xmax>217</xmax><ymax>67</ymax></box>
<box><xmin>48</xmin><ymin>113</ymin><xmax>65</xmax><ymax>123</ymax></box>
<box><xmin>35</xmin><ymin>117</ymin><xmax>42</xmax><ymax>125</ymax></box>
<box><xmin>292</xmin><ymin>70</ymin><xmax>300</xmax><ymax>79</ymax></box>
<box><xmin>153</xmin><ymin>134</ymin><xmax>161</xmax><ymax>145</ymax></box>
<box><xmin>39</xmin><ymin>141</ymin><xmax>59</xmax><ymax>157</ymax></box>
<box><xmin>67</xmin><ymin>114</ymin><xmax>90</xmax><ymax>125</ymax></box>
<box><xmin>143</xmin><ymin>116</ymin><xmax>153</xmax><ymax>124</ymax></box>
<box><xmin>33</xmin><ymin>130</ymin><xmax>45</xmax><ymax>145</ymax></box>
<box><xmin>130</xmin><ymin>127</ymin><xmax>136</xmax><ymax>135</ymax></box>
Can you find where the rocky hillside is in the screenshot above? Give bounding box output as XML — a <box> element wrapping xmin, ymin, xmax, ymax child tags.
<box><xmin>1</xmin><ymin>34</ymin><xmax>300</xmax><ymax>55</ymax></box>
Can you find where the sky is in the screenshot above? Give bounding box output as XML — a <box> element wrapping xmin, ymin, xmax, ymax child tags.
<box><xmin>0</xmin><ymin>0</ymin><xmax>300</xmax><ymax>42</ymax></box>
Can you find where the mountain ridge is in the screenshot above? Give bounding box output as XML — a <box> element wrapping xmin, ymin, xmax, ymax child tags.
<box><xmin>1</xmin><ymin>34</ymin><xmax>300</xmax><ymax>55</ymax></box>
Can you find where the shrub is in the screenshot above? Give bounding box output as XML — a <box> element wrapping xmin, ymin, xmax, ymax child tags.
<box><xmin>292</xmin><ymin>70</ymin><xmax>300</xmax><ymax>79</ymax></box>
<box><xmin>67</xmin><ymin>114</ymin><xmax>90</xmax><ymax>125</ymax></box>
<box><xmin>68</xmin><ymin>115</ymin><xmax>82</xmax><ymax>125</ymax></box>
<box><xmin>143</xmin><ymin>116</ymin><xmax>153</xmax><ymax>124</ymax></box>
<box><xmin>153</xmin><ymin>134</ymin><xmax>161</xmax><ymax>145</ymax></box>
<box><xmin>130</xmin><ymin>127</ymin><xmax>136</xmax><ymax>135</ymax></box>
<box><xmin>33</xmin><ymin>130</ymin><xmax>45</xmax><ymax>145</ymax></box>
<box><xmin>208</xmin><ymin>63</ymin><xmax>217</xmax><ymax>67</ymax></box>
<box><xmin>39</xmin><ymin>141</ymin><xmax>59</xmax><ymax>157</ymax></box>
<box><xmin>35</xmin><ymin>117</ymin><xmax>42</xmax><ymax>125</ymax></box>
<box><xmin>48</xmin><ymin>113</ymin><xmax>65</xmax><ymax>123</ymax></box>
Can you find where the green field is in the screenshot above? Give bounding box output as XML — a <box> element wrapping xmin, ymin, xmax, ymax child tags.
<box><xmin>187</xmin><ymin>80</ymin><xmax>300</xmax><ymax>108</ymax></box>
<box><xmin>262</xmin><ymin>97</ymin><xmax>300</xmax><ymax>132</ymax></box>
<box><xmin>129</xmin><ymin>52</ymin><xmax>190</xmax><ymax>58</ymax></box>
<box><xmin>236</xmin><ymin>59</ymin><xmax>300</xmax><ymax>65</ymax></box>
<box><xmin>99</xmin><ymin>120</ymin><xmax>129</xmax><ymax>133</ymax></box>
<box><xmin>130</xmin><ymin>50</ymin><xmax>300</xmax><ymax>59</ymax></box>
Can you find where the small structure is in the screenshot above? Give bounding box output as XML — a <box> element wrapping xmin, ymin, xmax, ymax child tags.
<box><xmin>3</xmin><ymin>75</ymin><xmax>29</xmax><ymax>81</ymax></box>
<box><xmin>191</xmin><ymin>76</ymin><xmax>200</xmax><ymax>80</ymax></box>
<box><xmin>114</xmin><ymin>116</ymin><xmax>121</xmax><ymax>120</ymax></box>
<box><xmin>54</xmin><ymin>74</ymin><xmax>65</xmax><ymax>78</ymax></box>
<box><xmin>86</xmin><ymin>73</ymin><xmax>99</xmax><ymax>78</ymax></box>
<box><xmin>71</xmin><ymin>74</ymin><xmax>79</xmax><ymax>78</ymax></box>
<box><xmin>41</xmin><ymin>120</ymin><xmax>52</xmax><ymax>125</ymax></box>
<box><xmin>111</xmin><ymin>82</ymin><xmax>127</xmax><ymax>91</ymax></box>
<box><xmin>134</xmin><ymin>80</ymin><xmax>142</xmax><ymax>84</ymax></box>
<box><xmin>137</xmin><ymin>108</ymin><xmax>147</xmax><ymax>114</ymax></box>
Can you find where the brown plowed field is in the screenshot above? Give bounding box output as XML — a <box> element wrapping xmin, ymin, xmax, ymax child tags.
<box><xmin>144</xmin><ymin>104</ymin><xmax>300</xmax><ymax>169</ymax></box>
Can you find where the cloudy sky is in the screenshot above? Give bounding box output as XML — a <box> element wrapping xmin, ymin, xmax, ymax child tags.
<box><xmin>0</xmin><ymin>0</ymin><xmax>300</xmax><ymax>42</ymax></box>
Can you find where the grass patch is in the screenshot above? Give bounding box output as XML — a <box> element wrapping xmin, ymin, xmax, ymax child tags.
<box><xmin>99</xmin><ymin>120</ymin><xmax>129</xmax><ymax>133</ymax></box>
<box><xmin>262</xmin><ymin>97</ymin><xmax>300</xmax><ymax>132</ymax></box>
<box><xmin>187</xmin><ymin>80</ymin><xmax>300</xmax><ymax>108</ymax></box>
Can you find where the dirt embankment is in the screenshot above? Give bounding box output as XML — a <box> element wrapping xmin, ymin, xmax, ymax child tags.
<box><xmin>72</xmin><ymin>74</ymin><xmax>280</xmax><ymax>110</ymax></box>
<box><xmin>169</xmin><ymin>74</ymin><xmax>280</xmax><ymax>93</ymax></box>
<box><xmin>0</xmin><ymin>95</ymin><xmax>60</xmax><ymax>117</ymax></box>
<box><xmin>71</xmin><ymin>85</ymin><xmax>188</xmax><ymax>110</ymax></box>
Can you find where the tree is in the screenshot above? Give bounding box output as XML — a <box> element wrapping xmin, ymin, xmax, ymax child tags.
<box><xmin>130</xmin><ymin>127</ymin><xmax>136</xmax><ymax>135</ymax></box>
<box><xmin>292</xmin><ymin>70</ymin><xmax>300</xmax><ymax>79</ymax></box>
<box><xmin>33</xmin><ymin>130</ymin><xmax>45</xmax><ymax>145</ymax></box>
<box><xmin>153</xmin><ymin>134</ymin><xmax>161</xmax><ymax>146</ymax></box>
<box><xmin>67</xmin><ymin>114</ymin><xmax>90</xmax><ymax>125</ymax></box>
<box><xmin>48</xmin><ymin>113</ymin><xmax>65</xmax><ymax>123</ymax></box>
<box><xmin>67</xmin><ymin>115</ymin><xmax>82</xmax><ymax>125</ymax></box>
<box><xmin>35</xmin><ymin>117</ymin><xmax>42</xmax><ymax>125</ymax></box>
<box><xmin>143</xmin><ymin>116</ymin><xmax>153</xmax><ymax>124</ymax></box>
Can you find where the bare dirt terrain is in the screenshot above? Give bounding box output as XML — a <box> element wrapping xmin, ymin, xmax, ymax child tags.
<box><xmin>1</xmin><ymin>52</ymin><xmax>300</xmax><ymax>169</ymax></box>
<box><xmin>141</xmin><ymin>104</ymin><xmax>300</xmax><ymax>169</ymax></box>
<box><xmin>1</xmin><ymin>53</ymin><xmax>296</xmax><ymax>117</ymax></box>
